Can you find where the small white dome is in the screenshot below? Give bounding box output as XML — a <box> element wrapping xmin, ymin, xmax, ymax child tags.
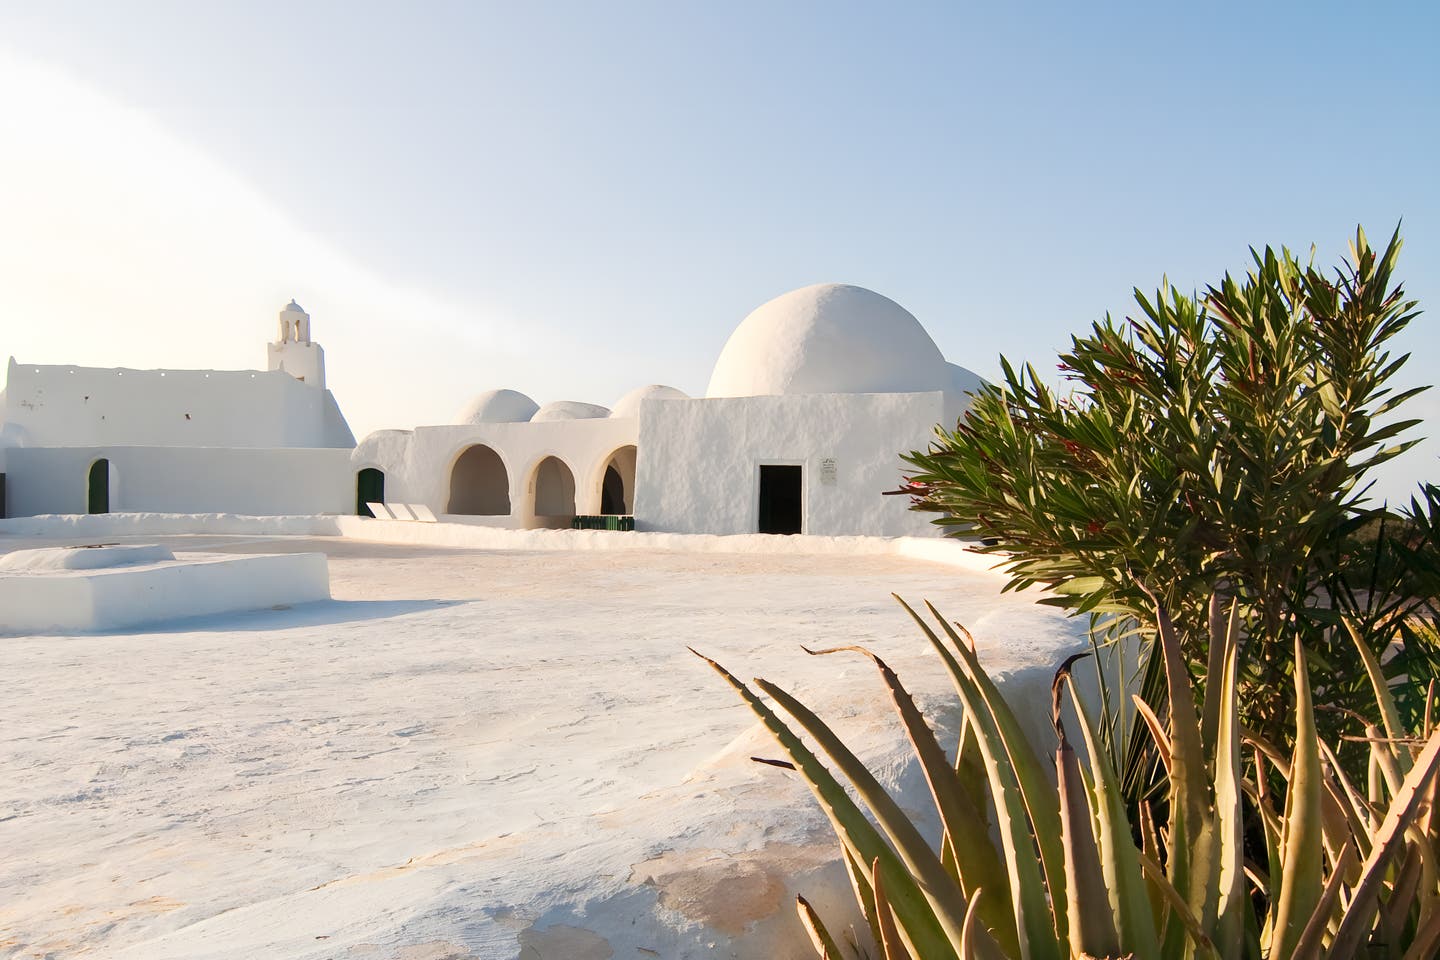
<box><xmin>283</xmin><ymin>299</ymin><xmax>306</xmax><ymax>313</ymax></box>
<box><xmin>455</xmin><ymin>389</ymin><xmax>539</xmax><ymax>425</ymax></box>
<box><xmin>610</xmin><ymin>384</ymin><xmax>689</xmax><ymax>419</ymax></box>
<box><xmin>532</xmin><ymin>400</ymin><xmax>612</xmax><ymax>422</ymax></box>
<box><xmin>707</xmin><ymin>283</ymin><xmax>951</xmax><ymax>398</ymax></box>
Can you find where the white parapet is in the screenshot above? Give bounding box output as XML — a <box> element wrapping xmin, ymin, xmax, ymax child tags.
<box><xmin>0</xmin><ymin>546</ymin><xmax>331</xmax><ymax>634</ymax></box>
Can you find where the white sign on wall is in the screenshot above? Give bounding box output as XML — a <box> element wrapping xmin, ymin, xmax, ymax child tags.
<box><xmin>819</xmin><ymin>457</ymin><xmax>838</xmax><ymax>485</ymax></box>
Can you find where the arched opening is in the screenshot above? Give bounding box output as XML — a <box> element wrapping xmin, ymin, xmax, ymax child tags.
<box><xmin>448</xmin><ymin>445</ymin><xmax>511</xmax><ymax>515</ymax></box>
<box><xmin>87</xmin><ymin>458</ymin><xmax>110</xmax><ymax>514</ymax></box>
<box><xmin>598</xmin><ymin>445</ymin><xmax>637</xmax><ymax>515</ymax></box>
<box><xmin>356</xmin><ymin>468</ymin><xmax>385</xmax><ymax>517</ymax></box>
<box><xmin>530</xmin><ymin>456</ymin><xmax>576</xmax><ymax>528</ymax></box>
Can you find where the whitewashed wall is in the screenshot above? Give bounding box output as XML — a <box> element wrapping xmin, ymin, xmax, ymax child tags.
<box><xmin>5</xmin><ymin>446</ymin><xmax>353</xmax><ymax>517</ymax></box>
<box><xmin>351</xmin><ymin>417</ymin><xmax>640</xmax><ymax>525</ymax></box>
<box><xmin>635</xmin><ymin>392</ymin><xmax>947</xmax><ymax>537</ymax></box>
<box><xmin>3</xmin><ymin>359</ymin><xmax>353</xmax><ymax>449</ymax></box>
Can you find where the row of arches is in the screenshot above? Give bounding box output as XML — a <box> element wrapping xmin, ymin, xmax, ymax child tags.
<box><xmin>355</xmin><ymin>444</ymin><xmax>638</xmax><ymax>527</ymax></box>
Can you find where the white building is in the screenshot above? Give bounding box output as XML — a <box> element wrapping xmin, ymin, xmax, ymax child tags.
<box><xmin>355</xmin><ymin>283</ymin><xmax>982</xmax><ymax>537</ymax></box>
<box><xmin>0</xmin><ymin>301</ymin><xmax>355</xmax><ymax>517</ymax></box>
<box><xmin>1</xmin><ymin>284</ymin><xmax>982</xmax><ymax>535</ymax></box>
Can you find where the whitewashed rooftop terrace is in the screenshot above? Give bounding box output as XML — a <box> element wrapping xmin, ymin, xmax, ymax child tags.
<box><xmin>0</xmin><ymin>531</ymin><xmax>1085</xmax><ymax>959</ymax></box>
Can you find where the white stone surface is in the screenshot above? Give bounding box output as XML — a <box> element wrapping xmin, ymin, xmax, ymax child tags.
<box><xmin>638</xmin><ymin>390</ymin><xmax>947</xmax><ymax>537</ymax></box>
<box><xmin>3</xmin><ymin>357</ymin><xmax>353</xmax><ymax>450</ymax></box>
<box><xmin>0</xmin><ymin>533</ymin><xmax>1085</xmax><ymax>959</ymax></box>
<box><xmin>6</xmin><ymin>445</ymin><xmax>354</xmax><ymax>516</ymax></box>
<box><xmin>0</xmin><ymin>543</ymin><xmax>174</xmax><ymax>571</ymax></box>
<box><xmin>0</xmin><ymin>549</ymin><xmax>330</xmax><ymax>633</ymax></box>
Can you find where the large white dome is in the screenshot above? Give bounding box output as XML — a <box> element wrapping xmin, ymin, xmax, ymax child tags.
<box><xmin>706</xmin><ymin>283</ymin><xmax>952</xmax><ymax>398</ymax></box>
<box><xmin>455</xmin><ymin>389</ymin><xmax>539</xmax><ymax>425</ymax></box>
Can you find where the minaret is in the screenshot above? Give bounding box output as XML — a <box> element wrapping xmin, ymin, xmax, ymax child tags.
<box><xmin>267</xmin><ymin>299</ymin><xmax>326</xmax><ymax>388</ymax></box>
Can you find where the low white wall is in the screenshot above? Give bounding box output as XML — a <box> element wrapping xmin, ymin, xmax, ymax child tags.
<box><xmin>3</xmin><ymin>359</ymin><xmax>354</xmax><ymax>449</ymax></box>
<box><xmin>5</xmin><ymin>447</ymin><xmax>353</xmax><ymax>517</ymax></box>
<box><xmin>635</xmin><ymin>391</ymin><xmax>946</xmax><ymax>537</ymax></box>
<box><xmin>0</xmin><ymin>552</ymin><xmax>331</xmax><ymax>633</ymax></box>
<box><xmin>351</xmin><ymin>418</ymin><xmax>639</xmax><ymax>523</ymax></box>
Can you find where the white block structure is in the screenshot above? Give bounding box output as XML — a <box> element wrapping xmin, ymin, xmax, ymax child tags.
<box><xmin>1</xmin><ymin>301</ymin><xmax>354</xmax><ymax>518</ymax></box>
<box><xmin>0</xmin><ymin>545</ymin><xmax>331</xmax><ymax>633</ymax></box>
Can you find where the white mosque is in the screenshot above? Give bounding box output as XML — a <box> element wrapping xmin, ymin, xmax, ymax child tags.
<box><xmin>0</xmin><ymin>284</ymin><xmax>983</xmax><ymax>537</ymax></box>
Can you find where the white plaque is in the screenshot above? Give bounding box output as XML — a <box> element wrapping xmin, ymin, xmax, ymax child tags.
<box><xmin>819</xmin><ymin>457</ymin><xmax>838</xmax><ymax>485</ymax></box>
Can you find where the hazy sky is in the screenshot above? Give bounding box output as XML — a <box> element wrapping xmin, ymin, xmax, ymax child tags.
<box><xmin>1</xmin><ymin>3</ymin><xmax>1437</xmax><ymax>501</ymax></box>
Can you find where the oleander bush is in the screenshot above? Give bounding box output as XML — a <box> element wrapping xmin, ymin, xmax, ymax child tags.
<box><xmin>699</xmin><ymin>594</ymin><xmax>1440</xmax><ymax>959</ymax></box>
<box><xmin>898</xmin><ymin>226</ymin><xmax>1440</xmax><ymax>759</ymax></box>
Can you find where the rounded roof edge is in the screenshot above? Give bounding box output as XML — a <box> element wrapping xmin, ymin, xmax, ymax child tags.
<box><xmin>706</xmin><ymin>283</ymin><xmax>950</xmax><ymax>398</ymax></box>
<box><xmin>532</xmin><ymin>400</ymin><xmax>612</xmax><ymax>422</ymax></box>
<box><xmin>455</xmin><ymin>388</ymin><xmax>540</xmax><ymax>425</ymax></box>
<box><xmin>610</xmin><ymin>384</ymin><xmax>689</xmax><ymax>419</ymax></box>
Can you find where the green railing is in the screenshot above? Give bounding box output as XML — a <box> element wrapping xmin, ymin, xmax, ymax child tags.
<box><xmin>571</xmin><ymin>515</ymin><xmax>635</xmax><ymax>531</ymax></box>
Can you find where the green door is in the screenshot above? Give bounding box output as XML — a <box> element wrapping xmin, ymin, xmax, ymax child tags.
<box><xmin>88</xmin><ymin>459</ymin><xmax>110</xmax><ymax>514</ymax></box>
<box><xmin>356</xmin><ymin>468</ymin><xmax>385</xmax><ymax>517</ymax></box>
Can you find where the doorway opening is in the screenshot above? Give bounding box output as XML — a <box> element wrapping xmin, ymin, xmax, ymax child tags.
<box><xmin>530</xmin><ymin>456</ymin><xmax>577</xmax><ymax>528</ymax></box>
<box><xmin>87</xmin><ymin>458</ymin><xmax>110</xmax><ymax>514</ymax></box>
<box><xmin>758</xmin><ymin>464</ymin><xmax>802</xmax><ymax>535</ymax></box>
<box><xmin>598</xmin><ymin>445</ymin><xmax>637</xmax><ymax>515</ymax></box>
<box><xmin>448</xmin><ymin>445</ymin><xmax>510</xmax><ymax>515</ymax></box>
<box><xmin>356</xmin><ymin>468</ymin><xmax>385</xmax><ymax>517</ymax></box>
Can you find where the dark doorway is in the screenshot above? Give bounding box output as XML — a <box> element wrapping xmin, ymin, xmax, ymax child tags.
<box><xmin>356</xmin><ymin>468</ymin><xmax>385</xmax><ymax>517</ymax></box>
<box><xmin>601</xmin><ymin>466</ymin><xmax>626</xmax><ymax>515</ymax></box>
<box><xmin>758</xmin><ymin>465</ymin><xmax>802</xmax><ymax>535</ymax></box>
<box><xmin>87</xmin><ymin>459</ymin><xmax>110</xmax><ymax>514</ymax></box>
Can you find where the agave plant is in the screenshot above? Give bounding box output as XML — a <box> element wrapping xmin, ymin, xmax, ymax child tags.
<box><xmin>697</xmin><ymin>593</ymin><xmax>1440</xmax><ymax>958</ymax></box>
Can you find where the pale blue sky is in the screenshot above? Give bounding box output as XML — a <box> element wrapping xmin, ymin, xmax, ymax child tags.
<box><xmin>1</xmin><ymin>2</ymin><xmax>1437</xmax><ymax>501</ymax></box>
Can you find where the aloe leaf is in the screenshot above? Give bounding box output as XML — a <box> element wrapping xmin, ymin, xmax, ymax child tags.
<box><xmin>1402</xmin><ymin>902</ymin><xmax>1440</xmax><ymax>960</ymax></box>
<box><xmin>1270</xmin><ymin>637</ymin><xmax>1325</xmax><ymax>959</ymax></box>
<box><xmin>1250</xmin><ymin>752</ymin><xmax>1283</xmax><ymax>947</ymax></box>
<box><xmin>805</xmin><ymin>644</ymin><xmax>1019</xmax><ymax>956</ymax></box>
<box><xmin>1347</xmin><ymin>619</ymin><xmax>1410</xmax><ymax>776</ymax></box>
<box><xmin>915</xmin><ymin>599</ymin><xmax>1070</xmax><ymax>954</ymax></box>
<box><xmin>692</xmin><ymin>650</ymin><xmax>959</xmax><ymax>960</ymax></box>
<box><xmin>1141</xmin><ymin>589</ymin><xmax>1215</xmax><ymax>939</ymax></box>
<box><xmin>1064</xmin><ymin>672</ymin><xmax>1161</xmax><ymax>955</ymax></box>
<box><xmin>757</xmin><ymin>677</ymin><xmax>983</xmax><ymax>956</ymax></box>
<box><xmin>1134</xmin><ymin>850</ymin><xmax>1221</xmax><ymax>959</ymax></box>
<box><xmin>1130</xmin><ymin>693</ymin><xmax>1175</xmax><ymax>778</ymax></box>
<box><xmin>1331</xmin><ymin>727</ymin><xmax>1440</xmax><ymax>956</ymax></box>
<box><xmin>1052</xmin><ymin>659</ymin><xmax>1120</xmax><ymax>958</ymax></box>
<box><xmin>1200</xmin><ymin>594</ymin><xmax>1236</xmax><ymax>756</ymax></box>
<box><xmin>960</xmin><ymin>890</ymin><xmax>988</xmax><ymax>960</ymax></box>
<box><xmin>873</xmin><ymin>856</ymin><xmax>914</xmax><ymax>960</ymax></box>
<box><xmin>1211</xmin><ymin>630</ymin><xmax>1246</xmax><ymax>958</ymax></box>
<box><xmin>1381</xmin><ymin>841</ymin><xmax>1425</xmax><ymax>950</ymax></box>
<box><xmin>843</xmin><ymin>847</ymin><xmax>881</xmax><ymax>951</ymax></box>
<box><xmin>1288</xmin><ymin>839</ymin><xmax>1357</xmax><ymax>960</ymax></box>
<box><xmin>796</xmin><ymin>895</ymin><xmax>845</xmax><ymax>960</ymax></box>
<box><xmin>896</xmin><ymin>598</ymin><xmax>1064</xmax><ymax>960</ymax></box>
<box><xmin>1319</xmin><ymin>739</ymin><xmax>1377</xmax><ymax>860</ymax></box>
